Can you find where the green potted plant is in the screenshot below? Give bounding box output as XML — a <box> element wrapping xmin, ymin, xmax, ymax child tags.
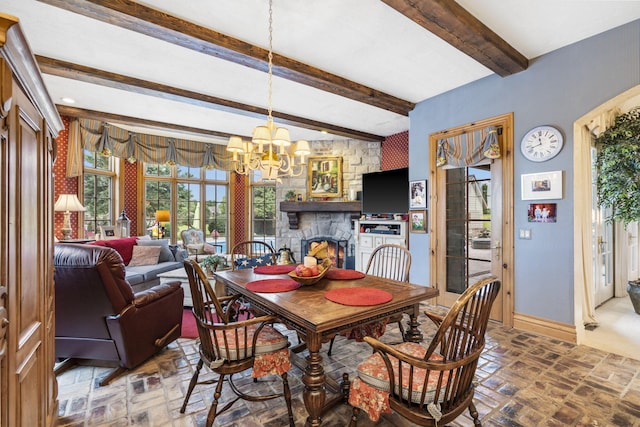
<box><xmin>595</xmin><ymin>106</ymin><xmax>640</xmax><ymax>313</ymax></box>
<box><xmin>200</xmin><ymin>254</ymin><xmax>227</xmax><ymax>276</ymax></box>
<box><xmin>285</xmin><ymin>190</ymin><xmax>297</xmax><ymax>202</ymax></box>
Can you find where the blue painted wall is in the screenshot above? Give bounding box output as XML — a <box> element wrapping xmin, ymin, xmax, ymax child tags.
<box><xmin>409</xmin><ymin>20</ymin><xmax>640</xmax><ymax>324</ymax></box>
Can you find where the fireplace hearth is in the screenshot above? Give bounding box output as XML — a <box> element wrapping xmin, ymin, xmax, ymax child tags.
<box><xmin>301</xmin><ymin>237</ymin><xmax>355</xmax><ymax>269</ymax></box>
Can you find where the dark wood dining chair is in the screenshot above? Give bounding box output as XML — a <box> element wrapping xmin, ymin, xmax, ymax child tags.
<box><xmin>230</xmin><ymin>240</ymin><xmax>277</xmax><ymax>270</ymax></box>
<box><xmin>180</xmin><ymin>260</ymin><xmax>294</xmax><ymax>427</ymax></box>
<box><xmin>348</xmin><ymin>276</ymin><xmax>501</xmax><ymax>427</ymax></box>
<box><xmin>327</xmin><ymin>243</ymin><xmax>412</xmax><ymax>356</ymax></box>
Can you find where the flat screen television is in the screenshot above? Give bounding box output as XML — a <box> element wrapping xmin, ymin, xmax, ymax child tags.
<box><xmin>362</xmin><ymin>168</ymin><xmax>409</xmax><ymax>215</ymax></box>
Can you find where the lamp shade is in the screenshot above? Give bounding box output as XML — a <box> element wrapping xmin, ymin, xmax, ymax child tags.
<box><xmin>54</xmin><ymin>194</ymin><xmax>86</xmax><ymax>212</ymax></box>
<box><xmin>272</xmin><ymin>127</ymin><xmax>291</xmax><ymax>146</ymax></box>
<box><xmin>155</xmin><ymin>210</ymin><xmax>170</xmax><ymax>222</ymax></box>
<box><xmin>252</xmin><ymin>125</ymin><xmax>271</xmax><ymax>145</ymax></box>
<box><xmin>294</xmin><ymin>140</ymin><xmax>311</xmax><ymax>156</ymax></box>
<box><xmin>226</xmin><ymin>136</ymin><xmax>244</xmax><ymax>153</ymax></box>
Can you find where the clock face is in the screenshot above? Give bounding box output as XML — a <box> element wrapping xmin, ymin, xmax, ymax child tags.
<box><xmin>521</xmin><ymin>126</ymin><xmax>564</xmax><ymax>162</ymax></box>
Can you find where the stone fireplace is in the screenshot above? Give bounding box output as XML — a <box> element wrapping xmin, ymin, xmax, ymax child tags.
<box><xmin>273</xmin><ymin>139</ymin><xmax>382</xmax><ymax>265</ymax></box>
<box><xmin>301</xmin><ymin>236</ymin><xmax>353</xmax><ymax>269</ymax></box>
<box><xmin>276</xmin><ymin>208</ymin><xmax>356</xmax><ymax>269</ymax></box>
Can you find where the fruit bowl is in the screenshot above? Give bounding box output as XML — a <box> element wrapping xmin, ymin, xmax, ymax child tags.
<box><xmin>288</xmin><ymin>258</ymin><xmax>332</xmax><ymax>286</ymax></box>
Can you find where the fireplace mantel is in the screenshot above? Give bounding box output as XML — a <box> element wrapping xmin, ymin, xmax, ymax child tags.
<box><xmin>279</xmin><ymin>201</ymin><xmax>361</xmax><ymax>229</ymax></box>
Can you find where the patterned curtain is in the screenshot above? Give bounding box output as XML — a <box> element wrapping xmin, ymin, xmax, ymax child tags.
<box><xmin>66</xmin><ymin>119</ymin><xmax>83</xmax><ymax>177</ymax></box>
<box><xmin>67</xmin><ymin>119</ymin><xmax>235</xmax><ymax>174</ymax></box>
<box><xmin>436</xmin><ymin>126</ymin><xmax>500</xmax><ymax>168</ymax></box>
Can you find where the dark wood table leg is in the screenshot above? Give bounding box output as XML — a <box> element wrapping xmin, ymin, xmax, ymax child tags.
<box><xmin>303</xmin><ymin>333</ymin><xmax>326</xmax><ymax>427</ymax></box>
<box><xmin>403</xmin><ymin>303</ymin><xmax>424</xmax><ymax>343</ymax></box>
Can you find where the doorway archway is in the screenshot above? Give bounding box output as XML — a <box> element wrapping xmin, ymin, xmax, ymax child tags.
<box><xmin>574</xmin><ymin>84</ymin><xmax>640</xmax><ymax>358</ymax></box>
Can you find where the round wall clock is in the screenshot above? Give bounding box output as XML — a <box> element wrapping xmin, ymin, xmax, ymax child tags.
<box><xmin>520</xmin><ymin>125</ymin><xmax>564</xmax><ymax>162</ymax></box>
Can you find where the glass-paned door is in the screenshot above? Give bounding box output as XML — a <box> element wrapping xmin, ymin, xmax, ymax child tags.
<box><xmin>591</xmin><ymin>146</ymin><xmax>615</xmax><ymax>306</ymax></box>
<box><xmin>436</xmin><ymin>162</ymin><xmax>503</xmax><ymax>321</ymax></box>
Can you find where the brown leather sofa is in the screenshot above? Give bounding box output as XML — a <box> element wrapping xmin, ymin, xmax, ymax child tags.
<box><xmin>54</xmin><ymin>243</ymin><xmax>184</xmax><ymax>385</ymax></box>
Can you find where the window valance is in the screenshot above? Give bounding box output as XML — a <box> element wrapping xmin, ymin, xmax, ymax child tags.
<box><xmin>436</xmin><ymin>126</ymin><xmax>500</xmax><ymax>168</ymax></box>
<box><xmin>65</xmin><ymin>118</ymin><xmax>235</xmax><ymax>177</ymax></box>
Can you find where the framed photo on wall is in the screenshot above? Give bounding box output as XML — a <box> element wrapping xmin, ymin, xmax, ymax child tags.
<box><xmin>527</xmin><ymin>203</ymin><xmax>557</xmax><ymax>223</ymax></box>
<box><xmin>409</xmin><ymin>180</ymin><xmax>427</xmax><ymax>209</ymax></box>
<box><xmin>521</xmin><ymin>170</ymin><xmax>563</xmax><ymax>200</ymax></box>
<box><xmin>410</xmin><ymin>210</ymin><xmax>427</xmax><ymax>233</ymax></box>
<box><xmin>308</xmin><ymin>156</ymin><xmax>343</xmax><ymax>198</ymax></box>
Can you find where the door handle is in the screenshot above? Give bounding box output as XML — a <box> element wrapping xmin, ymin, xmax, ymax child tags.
<box><xmin>597</xmin><ymin>236</ymin><xmax>607</xmax><ymax>253</ymax></box>
<box><xmin>492</xmin><ymin>241</ymin><xmax>501</xmax><ymax>259</ymax></box>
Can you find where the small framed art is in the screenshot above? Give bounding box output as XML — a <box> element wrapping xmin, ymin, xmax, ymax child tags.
<box><xmin>521</xmin><ymin>170</ymin><xmax>563</xmax><ymax>200</ymax></box>
<box><xmin>527</xmin><ymin>203</ymin><xmax>557</xmax><ymax>223</ymax></box>
<box><xmin>409</xmin><ymin>180</ymin><xmax>427</xmax><ymax>209</ymax></box>
<box><xmin>410</xmin><ymin>210</ymin><xmax>427</xmax><ymax>233</ymax></box>
<box><xmin>308</xmin><ymin>156</ymin><xmax>343</xmax><ymax>198</ymax></box>
<box><xmin>100</xmin><ymin>225</ymin><xmax>117</xmax><ymax>239</ymax></box>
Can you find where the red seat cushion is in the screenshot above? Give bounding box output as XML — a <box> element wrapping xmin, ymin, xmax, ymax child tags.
<box><xmin>355</xmin><ymin>342</ymin><xmax>450</xmax><ymax>403</ymax></box>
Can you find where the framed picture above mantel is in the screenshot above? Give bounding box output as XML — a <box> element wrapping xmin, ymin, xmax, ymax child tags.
<box><xmin>308</xmin><ymin>156</ymin><xmax>343</xmax><ymax>198</ymax></box>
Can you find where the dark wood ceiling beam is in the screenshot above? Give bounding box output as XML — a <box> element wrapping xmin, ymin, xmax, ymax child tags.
<box><xmin>37</xmin><ymin>0</ymin><xmax>415</xmax><ymax>116</ymax></box>
<box><xmin>56</xmin><ymin>105</ymin><xmax>239</xmax><ymax>140</ymax></box>
<box><xmin>382</xmin><ymin>0</ymin><xmax>528</xmax><ymax>76</ymax></box>
<box><xmin>38</xmin><ymin>56</ymin><xmax>383</xmax><ymax>142</ymax></box>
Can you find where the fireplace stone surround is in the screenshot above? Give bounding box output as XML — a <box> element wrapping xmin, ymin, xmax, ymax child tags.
<box><xmin>273</xmin><ymin>139</ymin><xmax>381</xmax><ymax>264</ymax></box>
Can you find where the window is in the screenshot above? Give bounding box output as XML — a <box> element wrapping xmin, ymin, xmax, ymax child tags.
<box><xmin>251</xmin><ymin>170</ymin><xmax>276</xmax><ymax>248</ymax></box>
<box><xmin>143</xmin><ymin>163</ymin><xmax>228</xmax><ymax>249</ymax></box>
<box><xmin>83</xmin><ymin>150</ymin><xmax>115</xmax><ymax>238</ymax></box>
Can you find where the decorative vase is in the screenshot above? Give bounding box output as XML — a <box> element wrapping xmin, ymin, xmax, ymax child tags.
<box><xmin>627</xmin><ymin>280</ymin><xmax>640</xmax><ymax>315</ymax></box>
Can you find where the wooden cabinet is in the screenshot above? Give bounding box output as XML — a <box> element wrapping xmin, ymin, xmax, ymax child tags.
<box><xmin>354</xmin><ymin>220</ymin><xmax>408</xmax><ymax>271</ymax></box>
<box><xmin>0</xmin><ymin>14</ymin><xmax>64</xmax><ymax>427</ymax></box>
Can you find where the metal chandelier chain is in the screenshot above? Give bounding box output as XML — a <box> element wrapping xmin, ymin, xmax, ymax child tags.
<box><xmin>225</xmin><ymin>0</ymin><xmax>308</xmax><ymax>181</ymax></box>
<box><xmin>267</xmin><ymin>0</ymin><xmax>274</xmax><ymax>123</ymax></box>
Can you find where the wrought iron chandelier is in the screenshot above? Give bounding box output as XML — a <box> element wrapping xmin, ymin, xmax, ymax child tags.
<box><xmin>226</xmin><ymin>0</ymin><xmax>310</xmax><ymax>181</ymax></box>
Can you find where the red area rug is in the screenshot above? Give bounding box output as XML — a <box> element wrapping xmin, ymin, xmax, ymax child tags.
<box><xmin>181</xmin><ymin>308</ymin><xmax>198</xmax><ymax>339</ymax></box>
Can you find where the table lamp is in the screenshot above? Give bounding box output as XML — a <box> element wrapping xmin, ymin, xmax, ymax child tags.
<box><xmin>155</xmin><ymin>210</ymin><xmax>170</xmax><ymax>238</ymax></box>
<box><xmin>54</xmin><ymin>194</ymin><xmax>86</xmax><ymax>240</ymax></box>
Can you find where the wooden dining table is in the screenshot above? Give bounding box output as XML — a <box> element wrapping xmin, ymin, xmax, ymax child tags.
<box><xmin>214</xmin><ymin>268</ymin><xmax>439</xmax><ymax>427</ymax></box>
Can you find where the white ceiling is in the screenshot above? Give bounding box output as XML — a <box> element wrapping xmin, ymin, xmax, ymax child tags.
<box><xmin>3</xmin><ymin>0</ymin><xmax>640</xmax><ymax>144</ymax></box>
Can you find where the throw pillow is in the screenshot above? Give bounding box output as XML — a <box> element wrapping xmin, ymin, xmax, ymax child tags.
<box><xmin>128</xmin><ymin>245</ymin><xmax>162</xmax><ymax>266</ymax></box>
<box><xmin>136</xmin><ymin>239</ymin><xmax>174</xmax><ymax>263</ymax></box>
<box><xmin>90</xmin><ymin>236</ymin><xmax>138</xmax><ymax>264</ymax></box>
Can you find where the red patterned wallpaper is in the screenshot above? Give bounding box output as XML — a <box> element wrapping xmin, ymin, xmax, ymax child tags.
<box><xmin>122</xmin><ymin>161</ymin><xmax>138</xmax><ymax>236</ymax></box>
<box><xmin>53</xmin><ymin>116</ymin><xmax>80</xmax><ymax>239</ymax></box>
<box><xmin>381</xmin><ymin>130</ymin><xmax>409</xmax><ymax>170</ymax></box>
<box><xmin>233</xmin><ymin>173</ymin><xmax>247</xmax><ymax>244</ymax></box>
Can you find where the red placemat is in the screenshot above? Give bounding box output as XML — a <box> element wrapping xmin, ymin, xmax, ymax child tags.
<box><xmin>325</xmin><ymin>287</ymin><xmax>393</xmax><ymax>306</ymax></box>
<box><xmin>254</xmin><ymin>264</ymin><xmax>297</xmax><ymax>274</ymax></box>
<box><xmin>246</xmin><ymin>279</ymin><xmax>301</xmax><ymax>293</ymax></box>
<box><xmin>324</xmin><ymin>269</ymin><xmax>366</xmax><ymax>280</ymax></box>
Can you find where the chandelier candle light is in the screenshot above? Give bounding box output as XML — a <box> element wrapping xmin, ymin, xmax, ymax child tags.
<box><xmin>226</xmin><ymin>0</ymin><xmax>310</xmax><ymax>181</ymax></box>
<box><xmin>54</xmin><ymin>194</ymin><xmax>86</xmax><ymax>240</ymax></box>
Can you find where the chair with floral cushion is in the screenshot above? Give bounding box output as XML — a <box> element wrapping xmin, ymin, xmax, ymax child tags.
<box><xmin>180</xmin><ymin>228</ymin><xmax>223</xmax><ymax>261</ymax></box>
<box><xmin>348</xmin><ymin>276</ymin><xmax>501</xmax><ymax>427</ymax></box>
<box><xmin>230</xmin><ymin>240</ymin><xmax>276</xmax><ymax>270</ymax></box>
<box><xmin>327</xmin><ymin>243</ymin><xmax>412</xmax><ymax>356</ymax></box>
<box><xmin>179</xmin><ymin>260</ymin><xmax>294</xmax><ymax>427</ymax></box>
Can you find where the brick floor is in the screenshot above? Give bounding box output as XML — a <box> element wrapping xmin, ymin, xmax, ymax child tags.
<box><xmin>56</xmin><ymin>303</ymin><xmax>640</xmax><ymax>427</ymax></box>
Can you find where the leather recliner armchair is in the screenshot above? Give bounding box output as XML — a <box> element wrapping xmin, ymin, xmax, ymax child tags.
<box><xmin>54</xmin><ymin>243</ymin><xmax>184</xmax><ymax>385</ymax></box>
